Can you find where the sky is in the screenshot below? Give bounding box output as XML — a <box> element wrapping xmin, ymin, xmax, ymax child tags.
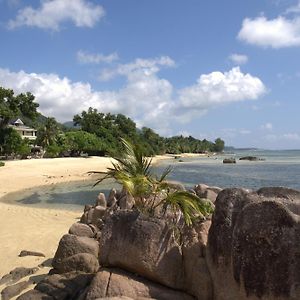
<box><xmin>0</xmin><ymin>0</ymin><xmax>300</xmax><ymax>149</ymax></box>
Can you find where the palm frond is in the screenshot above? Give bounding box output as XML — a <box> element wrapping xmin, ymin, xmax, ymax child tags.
<box><xmin>164</xmin><ymin>191</ymin><xmax>211</xmax><ymax>226</ymax></box>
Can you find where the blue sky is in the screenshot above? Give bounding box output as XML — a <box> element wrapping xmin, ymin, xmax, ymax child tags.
<box><xmin>0</xmin><ymin>0</ymin><xmax>300</xmax><ymax>149</ymax></box>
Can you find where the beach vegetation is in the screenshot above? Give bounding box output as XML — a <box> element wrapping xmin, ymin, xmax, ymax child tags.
<box><xmin>0</xmin><ymin>127</ymin><xmax>31</xmax><ymax>158</ymax></box>
<box><xmin>0</xmin><ymin>161</ymin><xmax>4</xmax><ymax>167</ymax></box>
<box><xmin>0</xmin><ymin>87</ymin><xmax>39</xmax><ymax>129</ymax></box>
<box><xmin>91</xmin><ymin>138</ymin><xmax>214</xmax><ymax>226</ymax></box>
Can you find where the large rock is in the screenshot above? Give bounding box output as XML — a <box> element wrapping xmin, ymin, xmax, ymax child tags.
<box><xmin>1</xmin><ymin>281</ymin><xmax>30</xmax><ymax>300</ymax></box>
<box><xmin>53</xmin><ymin>253</ymin><xmax>99</xmax><ymax>273</ymax></box>
<box><xmin>52</xmin><ymin>234</ymin><xmax>99</xmax><ymax>273</ymax></box>
<box><xmin>69</xmin><ymin>223</ymin><xmax>95</xmax><ymax>238</ymax></box>
<box><xmin>194</xmin><ymin>184</ymin><xmax>221</xmax><ymax>203</ymax></box>
<box><xmin>17</xmin><ymin>272</ymin><xmax>93</xmax><ymax>300</ymax></box>
<box><xmin>85</xmin><ymin>268</ymin><xmax>194</xmax><ymax>300</ymax></box>
<box><xmin>99</xmin><ymin>210</ymin><xmax>184</xmax><ymax>290</ymax></box>
<box><xmin>207</xmin><ymin>187</ymin><xmax>300</xmax><ymax>300</ymax></box>
<box><xmin>0</xmin><ymin>267</ymin><xmax>39</xmax><ymax>285</ymax></box>
<box><xmin>182</xmin><ymin>220</ymin><xmax>213</xmax><ymax>300</ymax></box>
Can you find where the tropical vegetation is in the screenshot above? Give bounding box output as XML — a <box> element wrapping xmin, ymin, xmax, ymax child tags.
<box><xmin>0</xmin><ymin>87</ymin><xmax>225</xmax><ymax>158</ymax></box>
<box><xmin>91</xmin><ymin>138</ymin><xmax>214</xmax><ymax>226</ymax></box>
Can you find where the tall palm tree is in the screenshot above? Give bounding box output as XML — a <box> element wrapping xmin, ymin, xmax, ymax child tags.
<box><xmin>37</xmin><ymin>117</ymin><xmax>59</xmax><ymax>147</ymax></box>
<box><xmin>91</xmin><ymin>138</ymin><xmax>214</xmax><ymax>226</ymax></box>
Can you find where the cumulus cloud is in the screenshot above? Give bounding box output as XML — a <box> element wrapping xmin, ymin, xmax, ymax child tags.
<box><xmin>0</xmin><ymin>61</ymin><xmax>266</xmax><ymax>135</ymax></box>
<box><xmin>178</xmin><ymin>67</ymin><xmax>266</xmax><ymax>110</ymax></box>
<box><xmin>77</xmin><ymin>50</ymin><xmax>119</xmax><ymax>64</ymax></box>
<box><xmin>8</xmin><ymin>0</ymin><xmax>105</xmax><ymax>30</ymax></box>
<box><xmin>238</xmin><ymin>16</ymin><xmax>300</xmax><ymax>48</ymax></box>
<box><xmin>229</xmin><ymin>53</ymin><xmax>249</xmax><ymax>65</ymax></box>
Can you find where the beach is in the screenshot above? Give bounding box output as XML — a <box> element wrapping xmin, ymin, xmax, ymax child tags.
<box><xmin>0</xmin><ymin>155</ymin><xmax>172</xmax><ymax>283</ymax></box>
<box><xmin>0</xmin><ymin>156</ymin><xmax>119</xmax><ymax>297</ymax></box>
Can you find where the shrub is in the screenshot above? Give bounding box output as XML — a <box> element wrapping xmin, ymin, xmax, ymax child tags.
<box><xmin>91</xmin><ymin>138</ymin><xmax>214</xmax><ymax>226</ymax></box>
<box><xmin>0</xmin><ymin>161</ymin><xmax>5</xmax><ymax>167</ymax></box>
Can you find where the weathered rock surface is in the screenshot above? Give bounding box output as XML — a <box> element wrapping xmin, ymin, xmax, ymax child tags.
<box><xmin>69</xmin><ymin>223</ymin><xmax>95</xmax><ymax>238</ymax></box>
<box><xmin>207</xmin><ymin>187</ymin><xmax>300</xmax><ymax>300</ymax></box>
<box><xmin>52</xmin><ymin>234</ymin><xmax>99</xmax><ymax>274</ymax></box>
<box><xmin>53</xmin><ymin>253</ymin><xmax>99</xmax><ymax>273</ymax></box>
<box><xmin>223</xmin><ymin>158</ymin><xmax>236</xmax><ymax>164</ymax></box>
<box><xmin>17</xmin><ymin>272</ymin><xmax>93</xmax><ymax>300</ymax></box>
<box><xmin>182</xmin><ymin>220</ymin><xmax>213</xmax><ymax>300</ymax></box>
<box><xmin>96</xmin><ymin>193</ymin><xmax>107</xmax><ymax>208</ymax></box>
<box><xmin>18</xmin><ymin>250</ymin><xmax>45</xmax><ymax>257</ymax></box>
<box><xmin>85</xmin><ymin>268</ymin><xmax>194</xmax><ymax>300</ymax></box>
<box><xmin>99</xmin><ymin>210</ymin><xmax>184</xmax><ymax>290</ymax></box>
<box><xmin>0</xmin><ymin>267</ymin><xmax>39</xmax><ymax>285</ymax></box>
<box><xmin>1</xmin><ymin>281</ymin><xmax>31</xmax><ymax>300</ymax></box>
<box><xmin>194</xmin><ymin>184</ymin><xmax>222</xmax><ymax>203</ymax></box>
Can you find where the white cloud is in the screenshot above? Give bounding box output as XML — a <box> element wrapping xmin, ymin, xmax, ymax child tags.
<box><xmin>178</xmin><ymin>67</ymin><xmax>266</xmax><ymax>110</ymax></box>
<box><xmin>8</xmin><ymin>0</ymin><xmax>105</xmax><ymax>30</ymax></box>
<box><xmin>261</xmin><ymin>122</ymin><xmax>273</xmax><ymax>130</ymax></box>
<box><xmin>238</xmin><ymin>15</ymin><xmax>300</xmax><ymax>48</ymax></box>
<box><xmin>0</xmin><ymin>61</ymin><xmax>266</xmax><ymax>135</ymax></box>
<box><xmin>99</xmin><ymin>56</ymin><xmax>175</xmax><ymax>81</ymax></box>
<box><xmin>77</xmin><ymin>51</ymin><xmax>119</xmax><ymax>64</ymax></box>
<box><xmin>229</xmin><ymin>53</ymin><xmax>249</xmax><ymax>65</ymax></box>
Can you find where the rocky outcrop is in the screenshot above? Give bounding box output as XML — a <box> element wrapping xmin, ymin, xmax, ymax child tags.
<box><xmin>223</xmin><ymin>158</ymin><xmax>236</xmax><ymax>164</ymax></box>
<box><xmin>0</xmin><ymin>267</ymin><xmax>39</xmax><ymax>285</ymax></box>
<box><xmin>17</xmin><ymin>185</ymin><xmax>300</xmax><ymax>300</ymax></box>
<box><xmin>85</xmin><ymin>268</ymin><xmax>194</xmax><ymax>300</ymax></box>
<box><xmin>239</xmin><ymin>156</ymin><xmax>265</xmax><ymax>161</ymax></box>
<box><xmin>17</xmin><ymin>272</ymin><xmax>93</xmax><ymax>300</ymax></box>
<box><xmin>52</xmin><ymin>234</ymin><xmax>99</xmax><ymax>274</ymax></box>
<box><xmin>207</xmin><ymin>187</ymin><xmax>300</xmax><ymax>300</ymax></box>
<box><xmin>194</xmin><ymin>184</ymin><xmax>222</xmax><ymax>203</ymax></box>
<box><xmin>99</xmin><ymin>210</ymin><xmax>184</xmax><ymax>290</ymax></box>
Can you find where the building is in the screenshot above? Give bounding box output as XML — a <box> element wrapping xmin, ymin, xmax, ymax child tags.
<box><xmin>8</xmin><ymin>118</ymin><xmax>37</xmax><ymax>141</ymax></box>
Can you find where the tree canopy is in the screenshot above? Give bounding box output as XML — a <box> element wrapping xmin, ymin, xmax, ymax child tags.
<box><xmin>0</xmin><ymin>87</ymin><xmax>39</xmax><ymax>129</ymax></box>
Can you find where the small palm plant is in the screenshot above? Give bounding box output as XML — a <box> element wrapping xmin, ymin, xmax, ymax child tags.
<box><xmin>91</xmin><ymin>138</ymin><xmax>213</xmax><ymax>226</ymax></box>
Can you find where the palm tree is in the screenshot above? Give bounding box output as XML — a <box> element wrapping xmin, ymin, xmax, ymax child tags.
<box><xmin>37</xmin><ymin>117</ymin><xmax>59</xmax><ymax>147</ymax></box>
<box><xmin>91</xmin><ymin>138</ymin><xmax>213</xmax><ymax>226</ymax></box>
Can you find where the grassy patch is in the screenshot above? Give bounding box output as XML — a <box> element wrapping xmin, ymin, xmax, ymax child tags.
<box><xmin>0</xmin><ymin>161</ymin><xmax>5</xmax><ymax>167</ymax></box>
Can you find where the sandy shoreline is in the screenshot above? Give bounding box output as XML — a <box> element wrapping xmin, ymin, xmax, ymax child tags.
<box><xmin>0</xmin><ymin>155</ymin><xmax>174</xmax><ymax>285</ymax></box>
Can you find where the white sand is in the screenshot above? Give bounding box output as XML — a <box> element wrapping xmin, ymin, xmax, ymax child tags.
<box><xmin>0</xmin><ymin>155</ymin><xmax>168</xmax><ymax>284</ymax></box>
<box><xmin>0</xmin><ymin>157</ymin><xmax>114</xmax><ymax>284</ymax></box>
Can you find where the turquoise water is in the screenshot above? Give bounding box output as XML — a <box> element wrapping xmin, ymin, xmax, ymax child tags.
<box><xmin>1</xmin><ymin>150</ymin><xmax>299</xmax><ymax>208</ymax></box>
<box><xmin>155</xmin><ymin>149</ymin><xmax>300</xmax><ymax>190</ymax></box>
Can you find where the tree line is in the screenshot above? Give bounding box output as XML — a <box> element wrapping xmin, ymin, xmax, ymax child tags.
<box><xmin>0</xmin><ymin>87</ymin><xmax>225</xmax><ymax>158</ymax></box>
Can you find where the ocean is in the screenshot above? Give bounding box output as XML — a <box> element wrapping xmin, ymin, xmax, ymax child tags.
<box><xmin>155</xmin><ymin>149</ymin><xmax>300</xmax><ymax>190</ymax></box>
<box><xmin>1</xmin><ymin>149</ymin><xmax>299</xmax><ymax>208</ymax></box>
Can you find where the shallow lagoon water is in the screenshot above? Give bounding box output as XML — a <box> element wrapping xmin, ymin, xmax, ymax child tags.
<box><xmin>0</xmin><ymin>178</ymin><xmax>120</xmax><ymax>210</ymax></box>
<box><xmin>1</xmin><ymin>150</ymin><xmax>300</xmax><ymax>209</ymax></box>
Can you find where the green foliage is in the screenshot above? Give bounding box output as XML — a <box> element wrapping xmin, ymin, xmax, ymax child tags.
<box><xmin>0</xmin><ymin>128</ymin><xmax>30</xmax><ymax>157</ymax></box>
<box><xmin>92</xmin><ymin>139</ymin><xmax>214</xmax><ymax>226</ymax></box>
<box><xmin>73</xmin><ymin>107</ymin><xmax>224</xmax><ymax>156</ymax></box>
<box><xmin>0</xmin><ymin>161</ymin><xmax>5</xmax><ymax>167</ymax></box>
<box><xmin>36</xmin><ymin>117</ymin><xmax>60</xmax><ymax>148</ymax></box>
<box><xmin>0</xmin><ymin>87</ymin><xmax>39</xmax><ymax>129</ymax></box>
<box><xmin>64</xmin><ymin>131</ymin><xmax>104</xmax><ymax>156</ymax></box>
<box><xmin>44</xmin><ymin>143</ymin><xmax>62</xmax><ymax>158</ymax></box>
